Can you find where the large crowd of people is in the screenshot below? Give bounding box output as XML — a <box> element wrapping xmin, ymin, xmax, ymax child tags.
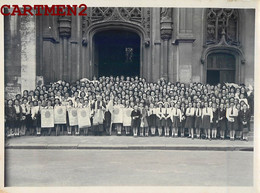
<box><xmin>5</xmin><ymin>76</ymin><xmax>254</xmax><ymax>141</ymax></box>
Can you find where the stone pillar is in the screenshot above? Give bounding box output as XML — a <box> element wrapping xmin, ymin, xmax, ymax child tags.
<box><xmin>20</xmin><ymin>14</ymin><xmax>36</xmax><ymax>92</ymax></box>
<box><xmin>160</xmin><ymin>8</ymin><xmax>172</xmax><ymax>81</ymax></box>
<box><xmin>58</xmin><ymin>16</ymin><xmax>71</xmax><ymax>81</ymax></box>
<box><xmin>176</xmin><ymin>8</ymin><xmax>195</xmax><ymax>84</ymax></box>
<box><xmin>151</xmin><ymin>8</ymin><xmax>161</xmax><ymax>82</ymax></box>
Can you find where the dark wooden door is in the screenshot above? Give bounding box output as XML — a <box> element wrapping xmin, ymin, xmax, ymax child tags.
<box><xmin>207</xmin><ymin>53</ymin><xmax>236</xmax><ymax>84</ymax></box>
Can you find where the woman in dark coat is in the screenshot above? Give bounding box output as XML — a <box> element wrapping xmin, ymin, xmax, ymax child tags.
<box><xmin>5</xmin><ymin>99</ymin><xmax>16</xmax><ymax>137</ymax></box>
<box><xmin>211</xmin><ymin>103</ymin><xmax>219</xmax><ymax>139</ymax></box>
<box><xmin>131</xmin><ymin>105</ymin><xmax>141</xmax><ymax>137</ymax></box>
<box><xmin>239</xmin><ymin>104</ymin><xmax>251</xmax><ymax>141</ymax></box>
<box><xmin>218</xmin><ymin>103</ymin><xmax>227</xmax><ymax>139</ymax></box>
<box><xmin>104</xmin><ymin>98</ymin><xmax>113</xmax><ymax>136</ymax></box>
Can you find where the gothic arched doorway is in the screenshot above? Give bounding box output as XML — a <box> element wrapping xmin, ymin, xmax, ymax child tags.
<box><xmin>206</xmin><ymin>52</ymin><xmax>236</xmax><ymax>85</ymax></box>
<box><xmin>93</xmin><ymin>30</ymin><xmax>141</xmax><ymax>77</ymax></box>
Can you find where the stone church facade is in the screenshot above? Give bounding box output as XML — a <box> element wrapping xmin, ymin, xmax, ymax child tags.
<box><xmin>4</xmin><ymin>8</ymin><xmax>255</xmax><ymax>98</ymax></box>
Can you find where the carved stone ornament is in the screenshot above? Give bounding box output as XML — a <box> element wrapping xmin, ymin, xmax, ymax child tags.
<box><xmin>58</xmin><ymin>15</ymin><xmax>71</xmax><ymax>38</ymax></box>
<box><xmin>144</xmin><ymin>39</ymin><xmax>150</xmax><ymax>47</ymax></box>
<box><xmin>160</xmin><ymin>8</ymin><xmax>172</xmax><ymax>22</ymax></box>
<box><xmin>201</xmin><ymin>29</ymin><xmax>245</xmax><ymax>65</ymax></box>
<box><xmin>82</xmin><ymin>37</ymin><xmax>88</xmax><ymax>47</ymax></box>
<box><xmin>160</xmin><ymin>8</ymin><xmax>173</xmax><ymax>40</ymax></box>
<box><xmin>82</xmin><ymin>8</ymin><xmax>151</xmax><ymax>39</ymax></box>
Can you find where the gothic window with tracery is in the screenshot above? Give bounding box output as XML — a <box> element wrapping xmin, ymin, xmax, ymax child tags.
<box><xmin>206</xmin><ymin>8</ymin><xmax>239</xmax><ymax>46</ymax></box>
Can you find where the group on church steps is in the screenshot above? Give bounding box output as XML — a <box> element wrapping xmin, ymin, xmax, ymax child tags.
<box><xmin>5</xmin><ymin>76</ymin><xmax>254</xmax><ymax>141</ymax></box>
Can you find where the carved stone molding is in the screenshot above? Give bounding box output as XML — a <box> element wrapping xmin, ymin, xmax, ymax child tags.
<box><xmin>160</xmin><ymin>8</ymin><xmax>173</xmax><ymax>40</ymax></box>
<box><xmin>82</xmin><ymin>7</ymin><xmax>151</xmax><ymax>38</ymax></box>
<box><xmin>201</xmin><ymin>31</ymin><xmax>245</xmax><ymax>65</ymax></box>
<box><xmin>58</xmin><ymin>16</ymin><xmax>71</xmax><ymax>38</ymax></box>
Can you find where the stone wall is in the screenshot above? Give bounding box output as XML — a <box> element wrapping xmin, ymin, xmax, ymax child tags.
<box><xmin>4</xmin><ymin>14</ymin><xmax>21</xmax><ymax>99</ymax></box>
<box><xmin>4</xmin><ymin>8</ymin><xmax>256</xmax><ymax>99</ymax></box>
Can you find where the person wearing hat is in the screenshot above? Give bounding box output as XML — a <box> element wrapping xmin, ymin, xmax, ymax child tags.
<box><xmin>226</xmin><ymin>101</ymin><xmax>239</xmax><ymax>140</ymax></box>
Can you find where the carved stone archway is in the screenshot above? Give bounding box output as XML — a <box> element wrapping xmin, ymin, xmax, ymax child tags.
<box><xmin>201</xmin><ymin>8</ymin><xmax>246</xmax><ymax>84</ymax></box>
<box><xmin>201</xmin><ymin>33</ymin><xmax>246</xmax><ymax>84</ymax></box>
<box><xmin>81</xmin><ymin>8</ymin><xmax>151</xmax><ymax>80</ymax></box>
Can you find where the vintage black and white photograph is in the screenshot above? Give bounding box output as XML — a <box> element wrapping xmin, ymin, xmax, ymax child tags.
<box><xmin>3</xmin><ymin>5</ymin><xmax>256</xmax><ymax>188</ymax></box>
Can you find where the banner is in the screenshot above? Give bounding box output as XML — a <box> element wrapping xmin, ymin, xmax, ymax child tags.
<box><xmin>41</xmin><ymin>108</ymin><xmax>54</xmax><ymax>128</ymax></box>
<box><xmin>68</xmin><ymin>108</ymin><xmax>78</xmax><ymax>126</ymax></box>
<box><xmin>77</xmin><ymin>108</ymin><xmax>91</xmax><ymax>128</ymax></box>
<box><xmin>113</xmin><ymin>105</ymin><xmax>123</xmax><ymax>123</ymax></box>
<box><xmin>54</xmin><ymin>106</ymin><xmax>67</xmax><ymax>124</ymax></box>
<box><xmin>123</xmin><ymin>108</ymin><xmax>132</xmax><ymax>126</ymax></box>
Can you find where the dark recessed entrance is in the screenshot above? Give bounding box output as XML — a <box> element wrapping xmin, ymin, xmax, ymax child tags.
<box><xmin>207</xmin><ymin>53</ymin><xmax>236</xmax><ymax>85</ymax></box>
<box><xmin>93</xmin><ymin>30</ymin><xmax>140</xmax><ymax>77</ymax></box>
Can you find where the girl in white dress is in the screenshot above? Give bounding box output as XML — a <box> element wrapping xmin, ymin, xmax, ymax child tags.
<box><xmin>123</xmin><ymin>100</ymin><xmax>133</xmax><ymax>136</ymax></box>
<box><xmin>113</xmin><ymin>100</ymin><xmax>124</xmax><ymax>135</ymax></box>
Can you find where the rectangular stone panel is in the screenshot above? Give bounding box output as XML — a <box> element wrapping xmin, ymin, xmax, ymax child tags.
<box><xmin>20</xmin><ymin>15</ymin><xmax>36</xmax><ymax>92</ymax></box>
